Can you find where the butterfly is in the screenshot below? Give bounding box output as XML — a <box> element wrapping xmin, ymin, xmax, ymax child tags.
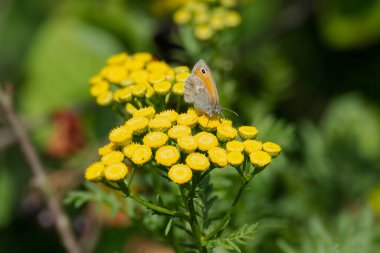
<box><xmin>184</xmin><ymin>60</ymin><xmax>222</xmax><ymax>117</ymax></box>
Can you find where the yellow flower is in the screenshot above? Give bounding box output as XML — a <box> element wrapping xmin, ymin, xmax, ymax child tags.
<box><xmin>133</xmin><ymin>106</ymin><xmax>156</xmax><ymax>119</ymax></box>
<box><xmin>101</xmin><ymin>151</ymin><xmax>125</xmax><ymax>165</ymax></box>
<box><xmin>177</xmin><ymin>113</ymin><xmax>198</xmax><ymax>128</ymax></box>
<box><xmin>104</xmin><ymin>163</ymin><xmax>129</xmax><ymax>181</ymax></box>
<box><xmin>195</xmin><ymin>24</ymin><xmax>214</xmax><ymax>40</ymax></box>
<box><xmin>224</xmin><ymin>11</ymin><xmax>241</xmax><ymax>27</ymax></box>
<box><xmin>102</xmin><ymin>65</ymin><xmax>127</xmax><ymax>83</ymax></box>
<box><xmin>153</xmin><ymin>81</ymin><xmax>172</xmax><ymax>95</ymax></box>
<box><xmin>187</xmin><ymin>107</ymin><xmax>204</xmax><ymax>116</ymax></box>
<box><xmin>226</xmin><ymin>140</ymin><xmax>244</xmax><ymax>152</ymax></box>
<box><xmin>133</xmin><ymin>52</ymin><xmax>153</xmax><ymax>63</ymax></box>
<box><xmin>156</xmin><ymin>145</ymin><xmax>180</xmax><ymax>166</ymax></box>
<box><xmin>175</xmin><ymin>72</ymin><xmax>190</xmax><ymax>82</ymax></box>
<box><xmin>123</xmin><ymin>143</ymin><xmax>141</xmax><ymax>159</ymax></box>
<box><xmin>107</xmin><ymin>52</ymin><xmax>128</xmax><ymax>65</ymax></box>
<box><xmin>227</xmin><ymin>151</ymin><xmax>244</xmax><ymax>166</ymax></box>
<box><xmin>109</xmin><ymin>126</ymin><xmax>132</xmax><ymax>145</ymax></box>
<box><xmin>174</xmin><ymin>66</ymin><xmax>190</xmax><ymax>73</ymax></box>
<box><xmin>120</xmin><ymin>76</ymin><xmax>134</xmax><ymax>87</ymax></box>
<box><xmin>146</xmin><ymin>84</ymin><xmax>155</xmax><ymax>98</ymax></box>
<box><xmin>166</xmin><ymin>68</ymin><xmax>175</xmax><ymax>82</ymax></box>
<box><xmin>157</xmin><ymin>110</ymin><xmax>179</xmax><ymax>124</ymax></box>
<box><xmin>238</xmin><ymin>126</ymin><xmax>258</xmax><ymax>140</ymax></box>
<box><xmin>221</xmin><ymin>0</ymin><xmax>237</xmax><ymax>7</ymax></box>
<box><xmin>143</xmin><ymin>132</ymin><xmax>168</xmax><ymax>149</ymax></box>
<box><xmin>217</xmin><ymin>124</ymin><xmax>237</xmax><ymax>142</ymax></box>
<box><xmin>177</xmin><ymin>136</ymin><xmax>198</xmax><ymax>154</ymax></box>
<box><xmin>262</xmin><ymin>142</ymin><xmax>282</xmax><ymax>157</ymax></box>
<box><xmin>98</xmin><ymin>143</ymin><xmax>116</xmax><ymax>156</ymax></box>
<box><xmin>250</xmin><ymin>151</ymin><xmax>272</xmax><ymax>168</ymax></box>
<box><xmin>173</xmin><ymin>7</ymin><xmax>191</xmax><ymax>24</ymax></box>
<box><xmin>90</xmin><ymin>81</ymin><xmax>109</xmax><ymax>96</ymax></box>
<box><xmin>208</xmin><ymin>147</ymin><xmax>228</xmax><ymax>167</ymax></box>
<box><xmin>126</xmin><ymin>116</ymin><xmax>149</xmax><ymax>135</ymax></box>
<box><xmin>172</xmin><ymin>82</ymin><xmax>185</xmax><ymax>95</ymax></box>
<box><xmin>168</xmin><ymin>164</ymin><xmax>193</xmax><ymax>184</ymax></box>
<box><xmin>196</xmin><ymin>132</ymin><xmax>218</xmax><ymax>151</ymax></box>
<box><xmin>244</xmin><ymin>140</ymin><xmax>262</xmax><ymax>154</ymax></box>
<box><xmin>131</xmin><ymin>70</ymin><xmax>149</xmax><ymax>83</ymax></box>
<box><xmin>149</xmin><ymin>117</ymin><xmax>172</xmax><ymax>132</ymax></box>
<box><xmin>186</xmin><ymin>153</ymin><xmax>210</xmax><ymax>171</ymax></box>
<box><xmin>149</xmin><ymin>72</ymin><xmax>166</xmax><ymax>84</ymax></box>
<box><xmin>85</xmin><ymin>162</ymin><xmax>104</xmax><ymax>181</ymax></box>
<box><xmin>113</xmin><ymin>87</ymin><xmax>132</xmax><ymax>102</ymax></box>
<box><xmin>132</xmin><ymin>83</ymin><xmax>147</xmax><ymax>97</ymax></box>
<box><xmin>147</xmin><ymin>61</ymin><xmax>169</xmax><ymax>73</ymax></box>
<box><xmin>89</xmin><ymin>75</ymin><xmax>103</xmax><ymax>85</ymax></box>
<box><xmin>125</xmin><ymin>103</ymin><xmax>137</xmax><ymax>114</ymax></box>
<box><xmin>198</xmin><ymin>115</ymin><xmax>221</xmax><ymax>131</ymax></box>
<box><xmin>96</xmin><ymin>91</ymin><xmax>113</xmax><ymax>106</ymax></box>
<box><xmin>132</xmin><ymin>145</ymin><xmax>152</xmax><ymax>165</ymax></box>
<box><xmin>168</xmin><ymin>125</ymin><xmax>191</xmax><ymax>140</ymax></box>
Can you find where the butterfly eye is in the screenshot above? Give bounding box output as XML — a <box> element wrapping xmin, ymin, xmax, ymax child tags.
<box><xmin>201</xmin><ymin>68</ymin><xmax>206</xmax><ymax>74</ymax></box>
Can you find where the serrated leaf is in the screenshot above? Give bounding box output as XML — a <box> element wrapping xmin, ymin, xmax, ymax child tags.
<box><xmin>206</xmin><ymin>223</ymin><xmax>258</xmax><ymax>252</ymax></box>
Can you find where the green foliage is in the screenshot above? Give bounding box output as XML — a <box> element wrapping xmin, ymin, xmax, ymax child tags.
<box><xmin>64</xmin><ymin>182</ymin><xmax>121</xmax><ymax>216</ymax></box>
<box><xmin>0</xmin><ymin>168</ymin><xmax>15</xmax><ymax>228</ymax></box>
<box><xmin>206</xmin><ymin>223</ymin><xmax>258</xmax><ymax>253</ymax></box>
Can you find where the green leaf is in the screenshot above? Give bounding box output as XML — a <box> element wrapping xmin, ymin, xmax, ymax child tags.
<box><xmin>0</xmin><ymin>168</ymin><xmax>16</xmax><ymax>228</ymax></box>
<box><xmin>206</xmin><ymin>223</ymin><xmax>258</xmax><ymax>252</ymax></box>
<box><xmin>165</xmin><ymin>218</ymin><xmax>173</xmax><ymax>236</ymax></box>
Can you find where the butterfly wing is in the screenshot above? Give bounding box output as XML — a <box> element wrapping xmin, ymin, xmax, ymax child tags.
<box><xmin>184</xmin><ymin>60</ymin><xmax>220</xmax><ymax>115</ymax></box>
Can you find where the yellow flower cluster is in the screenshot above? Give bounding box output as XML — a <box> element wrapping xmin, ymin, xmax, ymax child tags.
<box><xmin>173</xmin><ymin>0</ymin><xmax>241</xmax><ymax>40</ymax></box>
<box><xmin>89</xmin><ymin>52</ymin><xmax>190</xmax><ymax>113</ymax></box>
<box><xmin>84</xmin><ymin>106</ymin><xmax>281</xmax><ymax>185</ymax></box>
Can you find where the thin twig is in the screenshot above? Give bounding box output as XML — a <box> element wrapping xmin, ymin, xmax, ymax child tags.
<box><xmin>0</xmin><ymin>85</ymin><xmax>82</xmax><ymax>253</ymax></box>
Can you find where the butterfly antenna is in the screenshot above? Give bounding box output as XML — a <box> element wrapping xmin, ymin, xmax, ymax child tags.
<box><xmin>221</xmin><ymin>107</ymin><xmax>238</xmax><ymax>117</ymax></box>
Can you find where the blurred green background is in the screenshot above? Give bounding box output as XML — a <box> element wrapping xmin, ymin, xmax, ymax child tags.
<box><xmin>1</xmin><ymin>0</ymin><xmax>380</xmax><ymax>252</ymax></box>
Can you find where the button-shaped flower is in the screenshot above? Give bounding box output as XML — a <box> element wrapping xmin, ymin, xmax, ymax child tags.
<box><xmin>250</xmin><ymin>151</ymin><xmax>272</xmax><ymax>168</ymax></box>
<box><xmin>244</xmin><ymin>140</ymin><xmax>262</xmax><ymax>154</ymax></box>
<box><xmin>109</xmin><ymin>126</ymin><xmax>132</xmax><ymax>145</ymax></box>
<box><xmin>85</xmin><ymin>162</ymin><xmax>104</xmax><ymax>182</ymax></box>
<box><xmin>196</xmin><ymin>132</ymin><xmax>218</xmax><ymax>151</ymax></box>
<box><xmin>262</xmin><ymin>142</ymin><xmax>282</xmax><ymax>157</ymax></box>
<box><xmin>101</xmin><ymin>151</ymin><xmax>125</xmax><ymax>165</ymax></box>
<box><xmin>143</xmin><ymin>132</ymin><xmax>168</xmax><ymax>149</ymax></box>
<box><xmin>168</xmin><ymin>164</ymin><xmax>193</xmax><ymax>184</ymax></box>
<box><xmin>168</xmin><ymin>125</ymin><xmax>192</xmax><ymax>140</ymax></box>
<box><xmin>132</xmin><ymin>145</ymin><xmax>152</xmax><ymax>166</ymax></box>
<box><xmin>208</xmin><ymin>147</ymin><xmax>228</xmax><ymax>168</ymax></box>
<box><xmin>238</xmin><ymin>126</ymin><xmax>258</xmax><ymax>140</ymax></box>
<box><xmin>104</xmin><ymin>163</ymin><xmax>129</xmax><ymax>181</ymax></box>
<box><xmin>186</xmin><ymin>152</ymin><xmax>210</xmax><ymax>171</ymax></box>
<box><xmin>227</xmin><ymin>151</ymin><xmax>244</xmax><ymax>167</ymax></box>
<box><xmin>177</xmin><ymin>136</ymin><xmax>198</xmax><ymax>154</ymax></box>
<box><xmin>156</xmin><ymin>146</ymin><xmax>180</xmax><ymax>167</ymax></box>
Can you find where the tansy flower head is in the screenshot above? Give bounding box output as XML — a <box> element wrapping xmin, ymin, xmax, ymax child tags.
<box><xmin>186</xmin><ymin>152</ymin><xmax>210</xmax><ymax>171</ymax></box>
<box><xmin>175</xmin><ymin>72</ymin><xmax>190</xmax><ymax>82</ymax></box>
<box><xmin>90</xmin><ymin>81</ymin><xmax>109</xmax><ymax>96</ymax></box>
<box><xmin>101</xmin><ymin>151</ymin><xmax>125</xmax><ymax>165</ymax></box>
<box><xmin>156</xmin><ymin>146</ymin><xmax>180</xmax><ymax>167</ymax></box>
<box><xmin>177</xmin><ymin>113</ymin><xmax>198</xmax><ymax>128</ymax></box>
<box><xmin>177</xmin><ymin>136</ymin><xmax>198</xmax><ymax>154</ymax></box>
<box><xmin>102</xmin><ymin>65</ymin><xmax>127</xmax><ymax>83</ymax></box>
<box><xmin>107</xmin><ymin>52</ymin><xmax>128</xmax><ymax>65</ymax></box>
<box><xmin>149</xmin><ymin>117</ymin><xmax>172</xmax><ymax>132</ymax></box>
<box><xmin>198</xmin><ymin>115</ymin><xmax>221</xmax><ymax>131</ymax></box>
<box><xmin>224</xmin><ymin>11</ymin><xmax>241</xmax><ymax>27</ymax></box>
<box><xmin>123</xmin><ymin>143</ymin><xmax>142</xmax><ymax>159</ymax></box>
<box><xmin>89</xmin><ymin>75</ymin><xmax>103</xmax><ymax>85</ymax></box>
<box><xmin>166</xmin><ymin>68</ymin><xmax>175</xmax><ymax>82</ymax></box>
<box><xmin>168</xmin><ymin>164</ymin><xmax>193</xmax><ymax>184</ymax></box>
<box><xmin>226</xmin><ymin>140</ymin><xmax>244</xmax><ymax>153</ymax></box>
<box><xmin>133</xmin><ymin>106</ymin><xmax>156</xmax><ymax>119</ymax></box>
<box><xmin>168</xmin><ymin>125</ymin><xmax>192</xmax><ymax>140</ymax></box>
<box><xmin>174</xmin><ymin>66</ymin><xmax>190</xmax><ymax>73</ymax></box>
<box><xmin>221</xmin><ymin>118</ymin><xmax>233</xmax><ymax>126</ymax></box>
<box><xmin>126</xmin><ymin>116</ymin><xmax>149</xmax><ymax>135</ymax></box>
<box><xmin>244</xmin><ymin>140</ymin><xmax>262</xmax><ymax>154</ymax></box>
<box><xmin>173</xmin><ymin>7</ymin><xmax>191</xmax><ymax>24</ymax></box>
<box><xmin>147</xmin><ymin>61</ymin><xmax>169</xmax><ymax>73</ymax></box>
<box><xmin>250</xmin><ymin>151</ymin><xmax>272</xmax><ymax>168</ymax></box>
<box><xmin>132</xmin><ymin>83</ymin><xmax>147</xmax><ymax>97</ymax></box>
<box><xmin>208</xmin><ymin>147</ymin><xmax>228</xmax><ymax>168</ymax></box>
<box><xmin>143</xmin><ymin>132</ymin><xmax>168</xmax><ymax>149</ymax></box>
<box><xmin>172</xmin><ymin>82</ymin><xmax>185</xmax><ymax>95</ymax></box>
<box><xmin>227</xmin><ymin>151</ymin><xmax>244</xmax><ymax>167</ymax></box>
<box><xmin>104</xmin><ymin>163</ymin><xmax>129</xmax><ymax>181</ymax></box>
<box><xmin>96</xmin><ymin>91</ymin><xmax>113</xmax><ymax>106</ymax></box>
<box><xmin>131</xmin><ymin>70</ymin><xmax>149</xmax><ymax>83</ymax></box>
<box><xmin>109</xmin><ymin>126</ymin><xmax>132</xmax><ymax>145</ymax></box>
<box><xmin>157</xmin><ymin>110</ymin><xmax>178</xmax><ymax>124</ymax></box>
<box><xmin>217</xmin><ymin>124</ymin><xmax>237</xmax><ymax>142</ymax></box>
<box><xmin>195</xmin><ymin>24</ymin><xmax>214</xmax><ymax>40</ymax></box>
<box><xmin>113</xmin><ymin>88</ymin><xmax>132</xmax><ymax>102</ymax></box>
<box><xmin>125</xmin><ymin>103</ymin><xmax>137</xmax><ymax>114</ymax></box>
<box><xmin>149</xmin><ymin>72</ymin><xmax>166</xmax><ymax>84</ymax></box>
<box><xmin>187</xmin><ymin>107</ymin><xmax>204</xmax><ymax>116</ymax></box>
<box><xmin>98</xmin><ymin>143</ymin><xmax>116</xmax><ymax>156</ymax></box>
<box><xmin>85</xmin><ymin>162</ymin><xmax>104</xmax><ymax>182</ymax></box>
<box><xmin>239</xmin><ymin>126</ymin><xmax>258</xmax><ymax>140</ymax></box>
<box><xmin>153</xmin><ymin>81</ymin><xmax>172</xmax><ymax>95</ymax></box>
<box><xmin>196</xmin><ymin>132</ymin><xmax>219</xmax><ymax>151</ymax></box>
<box><xmin>133</xmin><ymin>52</ymin><xmax>152</xmax><ymax>63</ymax></box>
<box><xmin>262</xmin><ymin>142</ymin><xmax>282</xmax><ymax>157</ymax></box>
<box><xmin>146</xmin><ymin>85</ymin><xmax>155</xmax><ymax>98</ymax></box>
<box><xmin>131</xmin><ymin>145</ymin><xmax>152</xmax><ymax>165</ymax></box>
